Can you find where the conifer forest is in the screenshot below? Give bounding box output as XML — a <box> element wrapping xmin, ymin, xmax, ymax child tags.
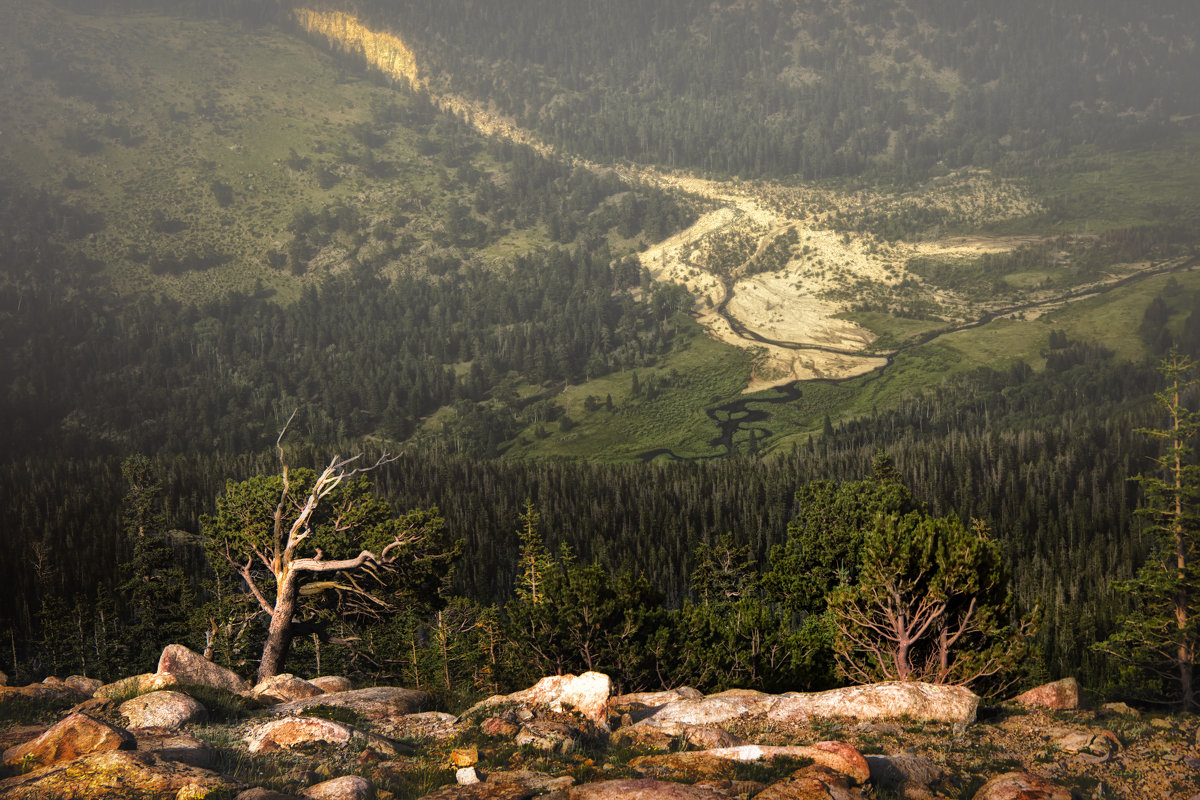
<box><xmin>3</xmin><ymin>0</ymin><xmax>1200</xmax><ymax>716</ymax></box>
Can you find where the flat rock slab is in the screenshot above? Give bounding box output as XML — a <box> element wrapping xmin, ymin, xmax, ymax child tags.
<box><xmin>2</xmin><ymin>711</ymin><xmax>135</xmax><ymax>772</ymax></box>
<box><xmin>268</xmin><ymin>686</ymin><xmax>429</xmax><ymax>723</ymax></box>
<box><xmin>247</xmin><ymin>716</ymin><xmax>399</xmax><ymax>756</ymax></box>
<box><xmin>771</xmin><ymin>682</ymin><xmax>980</xmax><ymax>726</ymax></box>
<box><xmin>639</xmin><ymin>689</ymin><xmax>774</xmax><ymax>727</ymax></box>
<box><xmin>0</xmin><ymin>749</ymin><xmax>239</xmax><ymax>799</ymax></box>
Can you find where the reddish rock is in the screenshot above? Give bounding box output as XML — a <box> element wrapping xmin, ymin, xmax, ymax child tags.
<box><xmin>247</xmin><ymin>716</ymin><xmax>398</xmax><ymax>756</ymax></box>
<box><xmin>1012</xmin><ymin>678</ymin><xmax>1080</xmax><ymax>711</ymax></box>
<box><xmin>63</xmin><ymin>675</ymin><xmax>103</xmax><ymax>695</ymax></box>
<box><xmin>301</xmin><ymin>774</ymin><xmax>375</xmax><ymax>800</ymax></box>
<box><xmin>468</xmin><ymin>672</ymin><xmax>612</xmax><ymax>729</ymax></box>
<box><xmin>119</xmin><ymin>689</ymin><xmax>207</xmax><ymax>730</ymax></box>
<box><xmin>246</xmin><ymin>717</ymin><xmax>355</xmax><ymax>754</ymax></box>
<box><xmin>156</xmin><ymin>644</ymin><xmax>249</xmax><ymax>693</ymax></box>
<box><xmin>701</xmin><ymin>742</ymin><xmax>869</xmax><ymax>785</ymax></box>
<box><xmin>310</xmin><ymin>675</ymin><xmax>354</xmax><ymax>694</ymax></box>
<box><xmin>252</xmin><ymin>673</ymin><xmax>326</xmax><ymax>704</ymax></box>
<box><xmin>972</xmin><ymin>772</ymin><xmax>1072</xmax><ymax>800</ymax></box>
<box><xmin>267</xmin><ymin>686</ymin><xmax>429</xmax><ymax>723</ymax></box>
<box><xmin>569</xmin><ymin>778</ymin><xmax>728</xmax><ymax>800</ymax></box>
<box><xmin>0</xmin><ymin>682</ymin><xmax>89</xmax><ymax>709</ymax></box>
<box><xmin>769</xmin><ymin>682</ymin><xmax>980</xmax><ymax>726</ymax></box>
<box><xmin>865</xmin><ymin>753</ymin><xmax>945</xmax><ymax>790</ymax></box>
<box><xmin>0</xmin><ymin>749</ymin><xmax>238</xmax><ymax>799</ymax></box>
<box><xmin>756</xmin><ymin>765</ymin><xmax>865</xmax><ymax>800</ymax></box>
<box><xmin>238</xmin><ymin>789</ymin><xmax>305</xmax><ymax>800</ymax></box>
<box><xmin>2</xmin><ymin>711</ymin><xmax>135</xmax><ymax>772</ymax></box>
<box><xmin>481</xmin><ymin>716</ymin><xmax>521</xmax><ymax>737</ymax></box>
<box><xmin>419</xmin><ymin>781</ymin><xmax>539</xmax><ymax>800</ymax></box>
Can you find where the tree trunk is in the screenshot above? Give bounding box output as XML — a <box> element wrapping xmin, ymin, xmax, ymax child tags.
<box><xmin>258</xmin><ymin>571</ymin><xmax>299</xmax><ymax>683</ymax></box>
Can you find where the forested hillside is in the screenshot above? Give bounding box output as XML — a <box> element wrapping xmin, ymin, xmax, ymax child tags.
<box><xmin>352</xmin><ymin>0</ymin><xmax>1200</xmax><ymax>179</ymax></box>
<box><xmin>3</xmin><ymin>0</ymin><xmax>1200</xmax><ymax>713</ymax></box>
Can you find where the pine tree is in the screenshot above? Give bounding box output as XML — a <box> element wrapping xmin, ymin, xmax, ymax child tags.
<box><xmin>1098</xmin><ymin>350</ymin><xmax>1200</xmax><ymax>709</ymax></box>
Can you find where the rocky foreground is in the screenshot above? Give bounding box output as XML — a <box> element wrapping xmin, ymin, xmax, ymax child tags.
<box><xmin>1</xmin><ymin>647</ymin><xmax>1198</xmax><ymax>800</ymax></box>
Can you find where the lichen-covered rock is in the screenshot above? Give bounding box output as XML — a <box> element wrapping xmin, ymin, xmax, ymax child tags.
<box><xmin>755</xmin><ymin>765</ymin><xmax>865</xmax><ymax>800</ymax></box>
<box><xmin>468</xmin><ymin>672</ymin><xmax>613</xmax><ymax>729</ymax></box>
<box><xmin>387</xmin><ymin>711</ymin><xmax>460</xmax><ymax>741</ymax></box>
<box><xmin>63</xmin><ymin>675</ymin><xmax>104</xmax><ymax>695</ymax></box>
<box><xmin>133</xmin><ymin>728</ymin><xmax>217</xmax><ymax>769</ymax></box>
<box><xmin>971</xmin><ymin>772</ymin><xmax>1072</xmax><ymax>800</ymax></box>
<box><xmin>1051</xmin><ymin>729</ymin><xmax>1120</xmax><ymax>758</ymax></box>
<box><xmin>267</xmin><ymin>686</ymin><xmax>430</xmax><ymax>723</ymax></box>
<box><xmin>865</xmin><ymin>753</ymin><xmax>945</xmax><ymax>791</ymax></box>
<box><xmin>119</xmin><ymin>689</ymin><xmax>207</xmax><ymax>730</ymax></box>
<box><xmin>1013</xmin><ymin>678</ymin><xmax>1080</xmax><ymax>711</ymax></box>
<box><xmin>0</xmin><ymin>681</ymin><xmax>89</xmax><ymax>709</ymax></box>
<box><xmin>2</xmin><ymin>711</ymin><xmax>135</xmax><ymax>772</ymax></box>
<box><xmin>0</xmin><ymin>749</ymin><xmax>239</xmax><ymax>799</ymax></box>
<box><xmin>769</xmin><ymin>682</ymin><xmax>980</xmax><ymax>726</ymax></box>
<box><xmin>252</xmin><ymin>673</ymin><xmax>326</xmax><ymax>704</ymax></box>
<box><xmin>514</xmin><ymin>718</ymin><xmax>590</xmax><ymax>753</ymax></box>
<box><xmin>569</xmin><ymin>778</ymin><xmax>728</xmax><ymax>800</ymax></box>
<box><xmin>93</xmin><ymin>672</ymin><xmax>178</xmax><ymax>700</ymax></box>
<box><xmin>301</xmin><ymin>774</ymin><xmax>375</xmax><ymax>800</ymax></box>
<box><xmin>638</xmin><ymin>689</ymin><xmax>774</xmax><ymax>728</ymax></box>
<box><xmin>310</xmin><ymin>676</ymin><xmax>354</xmax><ymax>694</ymax></box>
<box><xmin>246</xmin><ymin>716</ymin><xmax>399</xmax><ymax>755</ymax></box>
<box><xmin>156</xmin><ymin>644</ymin><xmax>249</xmax><ymax>693</ymax></box>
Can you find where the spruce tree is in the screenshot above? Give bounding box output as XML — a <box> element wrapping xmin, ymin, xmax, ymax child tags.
<box><xmin>1098</xmin><ymin>350</ymin><xmax>1200</xmax><ymax>709</ymax></box>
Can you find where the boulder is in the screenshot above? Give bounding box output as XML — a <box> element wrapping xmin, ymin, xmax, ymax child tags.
<box><xmin>514</xmin><ymin>718</ymin><xmax>593</xmax><ymax>753</ymax></box>
<box><xmin>157</xmin><ymin>644</ymin><xmax>249</xmax><ymax>693</ymax></box>
<box><xmin>267</xmin><ymin>686</ymin><xmax>430</xmax><ymax>723</ymax></box>
<box><xmin>569</xmin><ymin>778</ymin><xmax>729</xmax><ymax>800</ymax></box>
<box><xmin>639</xmin><ymin>689</ymin><xmax>774</xmax><ymax>728</ymax></box>
<box><xmin>2</xmin><ymin>711</ymin><xmax>135</xmax><ymax>772</ymax></box>
<box><xmin>450</xmin><ymin>746</ymin><xmax>479</xmax><ymax>767</ymax></box>
<box><xmin>246</xmin><ymin>716</ymin><xmax>399</xmax><ymax>756</ymax></box>
<box><xmin>486</xmin><ymin>770</ymin><xmax>574</xmax><ymax>793</ymax></box>
<box><xmin>63</xmin><ymin>675</ymin><xmax>103</xmax><ymax>695</ymax></box>
<box><xmin>610</xmin><ymin>687</ymin><xmax>703</xmax><ymax>708</ymax></box>
<box><xmin>458</xmin><ymin>767</ymin><xmax>481</xmax><ymax>785</ymax></box>
<box><xmin>481</xmin><ymin>717</ymin><xmax>521</xmax><ymax>738</ymax></box>
<box><xmin>133</xmin><ymin>728</ymin><xmax>217</xmax><ymax>769</ymax></box>
<box><xmin>1012</xmin><ymin>678</ymin><xmax>1080</xmax><ymax>711</ymax></box>
<box><xmin>253</xmin><ymin>673</ymin><xmax>326</xmax><ymax>704</ymax></box>
<box><xmin>770</xmin><ymin>682</ymin><xmax>980</xmax><ymax>726</ymax></box>
<box><xmin>1051</xmin><ymin>729</ymin><xmax>1120</xmax><ymax>759</ymax></box>
<box><xmin>755</xmin><ymin>765</ymin><xmax>865</xmax><ymax>800</ymax></box>
<box><xmin>238</xmin><ymin>789</ymin><xmax>305</xmax><ymax>800</ymax></box>
<box><xmin>0</xmin><ymin>682</ymin><xmax>89</xmax><ymax>709</ymax></box>
<box><xmin>614</xmin><ymin>719</ymin><xmax>744</xmax><ymax>752</ymax></box>
<box><xmin>1100</xmin><ymin>701</ymin><xmax>1140</xmax><ymax>719</ymax></box>
<box><xmin>94</xmin><ymin>672</ymin><xmax>178</xmax><ymax>700</ymax></box>
<box><xmin>971</xmin><ymin>772</ymin><xmax>1072</xmax><ymax>800</ymax></box>
<box><xmin>301</xmin><ymin>774</ymin><xmax>375</xmax><ymax>800</ymax></box>
<box><xmin>420</xmin><ymin>782</ymin><xmax>540</xmax><ymax>800</ymax></box>
<box><xmin>119</xmin><ymin>689</ymin><xmax>207</xmax><ymax>730</ymax></box>
<box><xmin>311</xmin><ymin>676</ymin><xmax>354</xmax><ymax>694</ymax></box>
<box><xmin>0</xmin><ymin>749</ymin><xmax>239</xmax><ymax>799</ymax></box>
<box><xmin>468</xmin><ymin>672</ymin><xmax>612</xmax><ymax>729</ymax></box>
<box><xmin>631</xmin><ymin>742</ymin><xmax>867</xmax><ymax>786</ymax></box>
<box><xmin>387</xmin><ymin>711</ymin><xmax>460</xmax><ymax>741</ymax></box>
<box><xmin>865</xmin><ymin>753</ymin><xmax>945</xmax><ymax>790</ymax></box>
